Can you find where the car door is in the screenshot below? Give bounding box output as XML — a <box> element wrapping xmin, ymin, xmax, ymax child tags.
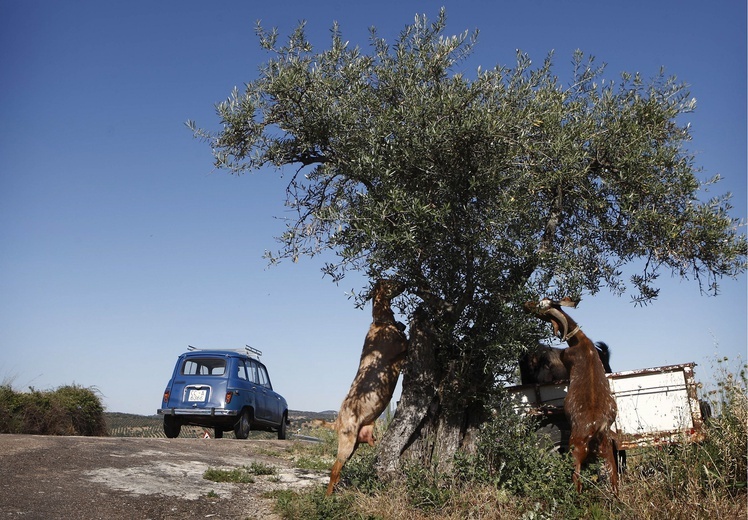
<box><xmin>256</xmin><ymin>361</ymin><xmax>283</xmax><ymax>424</ymax></box>
<box><xmin>245</xmin><ymin>359</ymin><xmax>272</xmax><ymax>423</ymax></box>
<box><xmin>230</xmin><ymin>358</ymin><xmax>256</xmax><ymax>412</ymax></box>
<box><xmin>244</xmin><ymin>359</ymin><xmax>270</xmax><ymax>422</ymax></box>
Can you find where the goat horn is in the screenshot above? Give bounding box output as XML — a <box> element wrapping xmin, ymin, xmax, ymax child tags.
<box><xmin>546</xmin><ymin>307</ymin><xmax>569</xmax><ymax>340</ymax></box>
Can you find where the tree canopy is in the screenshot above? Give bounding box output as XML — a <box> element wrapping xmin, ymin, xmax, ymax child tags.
<box><xmin>191</xmin><ymin>11</ymin><xmax>744</xmax><ymax>309</ymax></box>
<box><xmin>190</xmin><ymin>9</ymin><xmax>746</xmax><ymax>470</ymax></box>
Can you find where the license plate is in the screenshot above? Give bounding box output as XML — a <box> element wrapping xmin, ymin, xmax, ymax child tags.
<box><xmin>187</xmin><ymin>389</ymin><xmax>207</xmax><ymax>402</ymax></box>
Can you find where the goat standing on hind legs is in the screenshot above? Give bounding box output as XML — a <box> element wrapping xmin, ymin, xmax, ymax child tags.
<box><xmin>325</xmin><ymin>279</ymin><xmax>408</xmax><ymax>496</ymax></box>
<box><xmin>524</xmin><ymin>297</ymin><xmax>619</xmax><ymax>494</ymax></box>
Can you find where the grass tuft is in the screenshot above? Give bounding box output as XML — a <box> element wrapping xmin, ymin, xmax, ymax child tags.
<box><xmin>203</xmin><ymin>462</ymin><xmax>278</xmax><ymax>483</ymax></box>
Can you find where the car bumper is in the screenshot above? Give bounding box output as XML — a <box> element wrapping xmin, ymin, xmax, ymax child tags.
<box><xmin>157</xmin><ymin>408</ymin><xmax>239</xmax><ymax>417</ymax></box>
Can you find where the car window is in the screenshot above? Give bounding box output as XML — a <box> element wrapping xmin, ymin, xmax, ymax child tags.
<box><xmin>236</xmin><ymin>360</ymin><xmax>248</xmax><ymax>380</ymax></box>
<box><xmin>247</xmin><ymin>359</ymin><xmax>260</xmax><ymax>384</ymax></box>
<box><xmin>181</xmin><ymin>358</ymin><xmax>226</xmax><ymax>376</ymax></box>
<box><xmin>257</xmin><ymin>364</ymin><xmax>272</xmax><ymax>389</ymax></box>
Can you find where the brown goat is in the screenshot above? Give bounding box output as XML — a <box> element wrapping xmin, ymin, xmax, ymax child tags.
<box><xmin>325</xmin><ymin>279</ymin><xmax>408</xmax><ymax>496</ymax></box>
<box><xmin>524</xmin><ymin>297</ymin><xmax>618</xmax><ymax>494</ymax></box>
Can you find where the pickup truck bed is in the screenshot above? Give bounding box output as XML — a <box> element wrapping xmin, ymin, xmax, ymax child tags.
<box><xmin>506</xmin><ymin>363</ymin><xmax>706</xmax><ymax>450</ymax></box>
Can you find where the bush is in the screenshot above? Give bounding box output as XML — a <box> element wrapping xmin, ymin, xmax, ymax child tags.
<box><xmin>0</xmin><ymin>384</ymin><xmax>107</xmax><ymax>436</ymax></box>
<box><xmin>269</xmin><ymin>364</ymin><xmax>746</xmax><ymax>519</ymax></box>
<box><xmin>0</xmin><ymin>384</ymin><xmax>22</xmax><ymax>432</ymax></box>
<box><xmin>456</xmin><ymin>395</ymin><xmax>575</xmax><ymax>500</ymax></box>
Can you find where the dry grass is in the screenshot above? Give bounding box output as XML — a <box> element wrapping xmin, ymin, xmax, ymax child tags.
<box><xmin>273</xmin><ymin>362</ymin><xmax>747</xmax><ymax>520</ymax></box>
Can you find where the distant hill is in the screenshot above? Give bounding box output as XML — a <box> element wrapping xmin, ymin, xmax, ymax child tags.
<box><xmin>105</xmin><ymin>410</ymin><xmax>336</xmax><ymax>439</ymax></box>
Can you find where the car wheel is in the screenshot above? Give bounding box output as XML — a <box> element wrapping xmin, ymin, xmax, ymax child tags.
<box><xmin>234</xmin><ymin>409</ymin><xmax>251</xmax><ymax>439</ymax></box>
<box><xmin>277</xmin><ymin>412</ymin><xmax>288</xmax><ymax>440</ymax></box>
<box><xmin>163</xmin><ymin>416</ymin><xmax>181</xmax><ymax>438</ymax></box>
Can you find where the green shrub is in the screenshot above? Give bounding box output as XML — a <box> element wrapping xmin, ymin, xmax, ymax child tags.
<box><xmin>705</xmin><ymin>358</ymin><xmax>747</xmax><ymax>493</ymax></box>
<box><xmin>341</xmin><ymin>444</ymin><xmax>384</xmax><ymax>494</ymax></box>
<box><xmin>0</xmin><ymin>384</ymin><xmax>23</xmax><ymax>432</ymax></box>
<box><xmin>53</xmin><ymin>385</ymin><xmax>107</xmax><ymax>436</ymax></box>
<box><xmin>456</xmin><ymin>396</ymin><xmax>574</xmax><ymax>500</ymax></box>
<box><xmin>0</xmin><ymin>384</ymin><xmax>107</xmax><ymax>436</ymax></box>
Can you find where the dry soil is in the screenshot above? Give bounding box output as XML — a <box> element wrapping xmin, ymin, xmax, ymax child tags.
<box><xmin>0</xmin><ymin>434</ymin><xmax>328</xmax><ymax>519</ymax></box>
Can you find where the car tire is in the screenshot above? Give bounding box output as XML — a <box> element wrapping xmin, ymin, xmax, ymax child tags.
<box><xmin>163</xmin><ymin>416</ymin><xmax>181</xmax><ymax>438</ymax></box>
<box><xmin>234</xmin><ymin>409</ymin><xmax>251</xmax><ymax>439</ymax></box>
<box><xmin>277</xmin><ymin>412</ymin><xmax>288</xmax><ymax>440</ymax></box>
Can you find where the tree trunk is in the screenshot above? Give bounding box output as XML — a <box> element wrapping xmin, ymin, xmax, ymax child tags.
<box><xmin>375</xmin><ymin>307</ymin><xmax>486</xmax><ymax>477</ymax></box>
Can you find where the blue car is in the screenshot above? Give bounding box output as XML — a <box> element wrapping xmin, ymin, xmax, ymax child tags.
<box><xmin>157</xmin><ymin>346</ymin><xmax>288</xmax><ymax>439</ymax></box>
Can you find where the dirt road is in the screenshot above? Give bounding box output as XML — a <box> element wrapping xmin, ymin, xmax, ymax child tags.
<box><xmin>0</xmin><ymin>434</ymin><xmax>328</xmax><ymax>519</ymax></box>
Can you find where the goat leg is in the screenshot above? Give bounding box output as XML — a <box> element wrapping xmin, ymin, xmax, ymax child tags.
<box><xmin>326</xmin><ymin>459</ymin><xmax>344</xmax><ymax>496</ymax></box>
<box><xmin>326</xmin><ymin>429</ymin><xmax>358</xmax><ymax>496</ymax></box>
<box><xmin>570</xmin><ymin>437</ymin><xmax>588</xmax><ymax>493</ymax></box>
<box><xmin>601</xmin><ymin>436</ymin><xmax>619</xmax><ymax>495</ymax></box>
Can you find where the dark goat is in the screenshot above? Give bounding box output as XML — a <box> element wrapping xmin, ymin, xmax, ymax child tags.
<box><xmin>519</xmin><ymin>342</ymin><xmax>612</xmax><ymax>385</ymax></box>
<box><xmin>524</xmin><ymin>297</ymin><xmax>619</xmax><ymax>494</ymax></box>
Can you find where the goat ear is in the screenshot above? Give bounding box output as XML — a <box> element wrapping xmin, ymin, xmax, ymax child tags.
<box><xmin>558</xmin><ymin>297</ymin><xmax>579</xmax><ymax>308</ymax></box>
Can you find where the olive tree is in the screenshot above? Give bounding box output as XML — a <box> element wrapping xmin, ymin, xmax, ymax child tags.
<box><xmin>189</xmin><ymin>10</ymin><xmax>746</xmax><ymax>475</ymax></box>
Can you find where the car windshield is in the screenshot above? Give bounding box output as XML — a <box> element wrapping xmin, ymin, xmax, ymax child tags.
<box><xmin>181</xmin><ymin>358</ymin><xmax>226</xmax><ymax>376</ymax></box>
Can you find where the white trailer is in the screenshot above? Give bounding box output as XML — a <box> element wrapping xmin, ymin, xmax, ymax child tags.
<box><xmin>506</xmin><ymin>363</ymin><xmax>706</xmax><ymax>450</ymax></box>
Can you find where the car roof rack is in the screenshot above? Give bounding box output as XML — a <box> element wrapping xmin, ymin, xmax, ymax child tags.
<box><xmin>187</xmin><ymin>345</ymin><xmax>263</xmax><ymax>358</ymax></box>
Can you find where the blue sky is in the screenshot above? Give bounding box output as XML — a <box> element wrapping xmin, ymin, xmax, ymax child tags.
<box><xmin>1</xmin><ymin>1</ymin><xmax>745</xmax><ymax>416</ymax></box>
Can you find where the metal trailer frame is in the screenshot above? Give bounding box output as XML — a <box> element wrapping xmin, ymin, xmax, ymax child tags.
<box><xmin>506</xmin><ymin>362</ymin><xmax>706</xmax><ymax>450</ymax></box>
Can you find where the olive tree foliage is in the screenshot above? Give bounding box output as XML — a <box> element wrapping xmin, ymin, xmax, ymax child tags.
<box><xmin>189</xmin><ymin>11</ymin><xmax>746</xmax><ymax>472</ymax></box>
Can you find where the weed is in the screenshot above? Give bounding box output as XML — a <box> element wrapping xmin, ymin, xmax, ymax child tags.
<box><xmin>270</xmin><ymin>487</ymin><xmax>368</xmax><ymax>520</ymax></box>
<box><xmin>613</xmin><ymin>358</ymin><xmax>748</xmax><ymax>519</ymax></box>
<box><xmin>248</xmin><ymin>461</ymin><xmax>277</xmax><ymax>476</ymax></box>
<box><xmin>294</xmin><ymin>455</ymin><xmax>334</xmax><ymax>471</ymax></box>
<box><xmin>203</xmin><ymin>461</ymin><xmax>279</xmax><ymax>484</ymax></box>
<box><xmin>339</xmin><ymin>444</ymin><xmax>384</xmax><ymax>494</ymax></box>
<box><xmin>203</xmin><ymin>467</ymin><xmax>256</xmax><ymax>484</ymax></box>
<box><xmin>403</xmin><ymin>463</ymin><xmax>453</xmax><ymax>512</ymax></box>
